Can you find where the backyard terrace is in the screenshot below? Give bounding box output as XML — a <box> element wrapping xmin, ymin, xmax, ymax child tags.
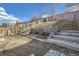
<box><xmin>0</xmin><ymin>3</ymin><xmax>79</xmax><ymax>56</ymax></box>
<box><xmin>0</xmin><ymin>34</ymin><xmax>79</xmax><ymax>56</ymax></box>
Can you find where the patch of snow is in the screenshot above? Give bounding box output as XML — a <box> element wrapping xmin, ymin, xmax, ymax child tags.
<box><xmin>44</xmin><ymin>49</ymin><xmax>65</xmax><ymax>56</ymax></box>
<box><xmin>30</xmin><ymin>53</ymin><xmax>35</xmax><ymax>56</ymax></box>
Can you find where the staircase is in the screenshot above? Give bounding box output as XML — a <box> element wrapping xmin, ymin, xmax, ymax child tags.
<box><xmin>47</xmin><ymin>30</ymin><xmax>79</xmax><ymax>52</ymax></box>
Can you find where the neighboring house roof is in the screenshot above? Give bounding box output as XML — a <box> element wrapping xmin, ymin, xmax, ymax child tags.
<box><xmin>41</xmin><ymin>14</ymin><xmax>50</xmax><ymax>18</ymax></box>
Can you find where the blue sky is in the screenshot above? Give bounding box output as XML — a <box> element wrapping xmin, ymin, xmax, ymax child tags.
<box><xmin>0</xmin><ymin>3</ymin><xmax>65</xmax><ymax>21</ymax></box>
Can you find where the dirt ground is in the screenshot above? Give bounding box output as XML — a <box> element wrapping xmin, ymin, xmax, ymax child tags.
<box><xmin>0</xmin><ymin>39</ymin><xmax>51</xmax><ymax>56</ymax></box>
<box><xmin>0</xmin><ymin>35</ymin><xmax>32</xmax><ymax>51</ymax></box>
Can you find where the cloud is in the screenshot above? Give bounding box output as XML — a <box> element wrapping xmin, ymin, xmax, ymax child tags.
<box><xmin>0</xmin><ymin>7</ymin><xmax>6</xmax><ymax>12</ymax></box>
<box><xmin>0</xmin><ymin>11</ymin><xmax>8</xmax><ymax>16</ymax></box>
<box><xmin>0</xmin><ymin>7</ymin><xmax>21</xmax><ymax>24</ymax></box>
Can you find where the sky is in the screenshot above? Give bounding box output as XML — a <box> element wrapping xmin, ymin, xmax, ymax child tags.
<box><xmin>0</xmin><ymin>3</ymin><xmax>65</xmax><ymax>23</ymax></box>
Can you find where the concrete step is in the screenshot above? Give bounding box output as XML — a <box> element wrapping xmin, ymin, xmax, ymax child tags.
<box><xmin>47</xmin><ymin>38</ymin><xmax>79</xmax><ymax>52</ymax></box>
<box><xmin>53</xmin><ymin>35</ymin><xmax>79</xmax><ymax>42</ymax></box>
<box><xmin>57</xmin><ymin>32</ymin><xmax>79</xmax><ymax>37</ymax></box>
<box><xmin>61</xmin><ymin>30</ymin><xmax>79</xmax><ymax>33</ymax></box>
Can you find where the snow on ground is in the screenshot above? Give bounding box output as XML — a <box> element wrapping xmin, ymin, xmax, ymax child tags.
<box><xmin>30</xmin><ymin>53</ymin><xmax>35</xmax><ymax>56</ymax></box>
<box><xmin>44</xmin><ymin>49</ymin><xmax>65</xmax><ymax>56</ymax></box>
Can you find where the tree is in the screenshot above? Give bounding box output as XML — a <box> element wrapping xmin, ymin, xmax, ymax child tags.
<box><xmin>43</xmin><ymin>6</ymin><xmax>49</xmax><ymax>15</ymax></box>
<box><xmin>51</xmin><ymin>5</ymin><xmax>58</xmax><ymax>20</ymax></box>
<box><xmin>1</xmin><ymin>19</ymin><xmax>9</xmax><ymax>27</ymax></box>
<box><xmin>43</xmin><ymin>6</ymin><xmax>49</xmax><ymax>22</ymax></box>
<box><xmin>1</xmin><ymin>22</ymin><xmax>8</xmax><ymax>27</ymax></box>
<box><xmin>31</xmin><ymin>13</ymin><xmax>38</xmax><ymax>22</ymax></box>
<box><xmin>15</xmin><ymin>20</ymin><xmax>20</xmax><ymax>25</ymax></box>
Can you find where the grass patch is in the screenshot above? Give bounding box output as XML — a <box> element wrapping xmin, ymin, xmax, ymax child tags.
<box><xmin>32</xmin><ymin>21</ymin><xmax>58</xmax><ymax>29</ymax></box>
<box><xmin>57</xmin><ymin>20</ymin><xmax>78</xmax><ymax>30</ymax></box>
<box><xmin>30</xmin><ymin>20</ymin><xmax>78</xmax><ymax>30</ymax></box>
